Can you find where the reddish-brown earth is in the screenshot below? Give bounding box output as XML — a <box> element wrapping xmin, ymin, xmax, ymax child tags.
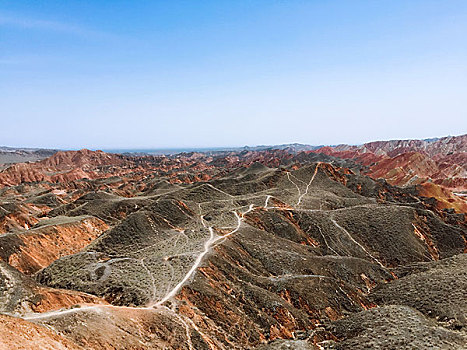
<box><xmin>0</xmin><ymin>314</ymin><xmax>81</xmax><ymax>350</ymax></box>
<box><xmin>313</xmin><ymin>135</ymin><xmax>467</xmax><ymax>216</ymax></box>
<box><xmin>0</xmin><ymin>139</ymin><xmax>465</xmax><ymax>349</ymax></box>
<box><xmin>313</xmin><ymin>135</ymin><xmax>466</xmax><ymax>188</ymax></box>
<box><xmin>0</xmin><ymin>150</ymin><xmax>129</xmax><ymax>187</ymax></box>
<box><xmin>0</xmin><ymin>216</ymin><xmax>108</xmax><ymax>274</ymax></box>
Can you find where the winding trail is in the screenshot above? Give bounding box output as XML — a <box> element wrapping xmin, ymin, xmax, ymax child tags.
<box><xmin>153</xmin><ymin>204</ymin><xmax>254</xmax><ymax>308</ymax></box>
<box><xmin>23</xmin><ymin>305</ymin><xmax>102</xmax><ymax>320</ymax></box>
<box><xmin>330</xmin><ymin>217</ymin><xmax>385</xmax><ymax>268</ymax></box>
<box><xmin>286</xmin><ymin>172</ymin><xmax>301</xmax><ymax>200</ymax></box>
<box><xmin>286</xmin><ymin>163</ymin><xmax>321</xmax><ymax>207</ymax></box>
<box><xmin>296</xmin><ymin>163</ymin><xmax>321</xmax><ymax>207</ymax></box>
<box><xmin>206</xmin><ymin>184</ymin><xmax>234</xmax><ymax>198</ymax></box>
<box><xmin>160</xmin><ymin>305</ymin><xmax>195</xmax><ymax>350</ymax></box>
<box><xmin>264</xmin><ymin>195</ymin><xmax>272</xmax><ymax>209</ymax></box>
<box><xmin>267</xmin><ymin>274</ymin><xmax>329</xmax><ymax>281</ymax></box>
<box><xmin>316</xmin><ymin>224</ymin><xmax>340</xmax><ymax>256</ymax></box>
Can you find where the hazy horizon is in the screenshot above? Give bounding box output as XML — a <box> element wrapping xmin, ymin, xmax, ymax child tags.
<box><xmin>1</xmin><ymin>132</ymin><xmax>465</xmax><ymax>153</ymax></box>
<box><xmin>2</xmin><ymin>1</ymin><xmax>467</xmax><ymax>148</ymax></box>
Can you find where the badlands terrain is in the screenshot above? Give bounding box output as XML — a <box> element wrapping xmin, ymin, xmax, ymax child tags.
<box><xmin>0</xmin><ymin>135</ymin><xmax>466</xmax><ymax>349</ymax></box>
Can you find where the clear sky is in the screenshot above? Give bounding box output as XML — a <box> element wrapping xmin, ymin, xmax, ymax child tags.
<box><xmin>1</xmin><ymin>1</ymin><xmax>466</xmax><ymax>149</ymax></box>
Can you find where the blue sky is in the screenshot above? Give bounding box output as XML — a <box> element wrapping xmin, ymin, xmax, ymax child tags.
<box><xmin>1</xmin><ymin>1</ymin><xmax>466</xmax><ymax>149</ymax></box>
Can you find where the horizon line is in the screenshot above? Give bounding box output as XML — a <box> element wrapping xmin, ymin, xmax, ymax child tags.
<box><xmin>1</xmin><ymin>133</ymin><xmax>465</xmax><ymax>153</ymax></box>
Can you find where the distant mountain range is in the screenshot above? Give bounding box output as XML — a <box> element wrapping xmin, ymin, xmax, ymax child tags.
<box><xmin>0</xmin><ymin>147</ymin><xmax>57</xmax><ymax>169</ymax></box>
<box><xmin>2</xmin><ymin>134</ymin><xmax>465</xmax><ymax>195</ymax></box>
<box><xmin>0</xmin><ymin>134</ymin><xmax>460</xmax><ymax>159</ymax></box>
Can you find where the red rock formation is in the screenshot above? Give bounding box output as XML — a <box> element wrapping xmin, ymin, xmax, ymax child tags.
<box><xmin>313</xmin><ymin>135</ymin><xmax>467</xmax><ymax>213</ymax></box>
<box><xmin>0</xmin><ymin>216</ymin><xmax>108</xmax><ymax>274</ymax></box>
<box><xmin>0</xmin><ymin>149</ymin><xmax>126</xmax><ymax>187</ymax></box>
<box><xmin>418</xmin><ymin>182</ymin><xmax>467</xmax><ymax>214</ymax></box>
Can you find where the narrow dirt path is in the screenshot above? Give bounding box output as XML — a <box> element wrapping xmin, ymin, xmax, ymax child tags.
<box><xmin>330</xmin><ymin>217</ymin><xmax>385</xmax><ymax>268</ymax></box>
<box><xmin>153</xmin><ymin>204</ymin><xmax>254</xmax><ymax>308</ymax></box>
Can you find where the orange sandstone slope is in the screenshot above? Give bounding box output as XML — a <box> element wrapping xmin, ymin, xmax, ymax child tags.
<box><xmin>0</xmin><ymin>314</ymin><xmax>82</xmax><ymax>350</ymax></box>
<box><xmin>0</xmin><ymin>215</ymin><xmax>108</xmax><ymax>275</ymax></box>
<box><xmin>418</xmin><ymin>182</ymin><xmax>467</xmax><ymax>214</ymax></box>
